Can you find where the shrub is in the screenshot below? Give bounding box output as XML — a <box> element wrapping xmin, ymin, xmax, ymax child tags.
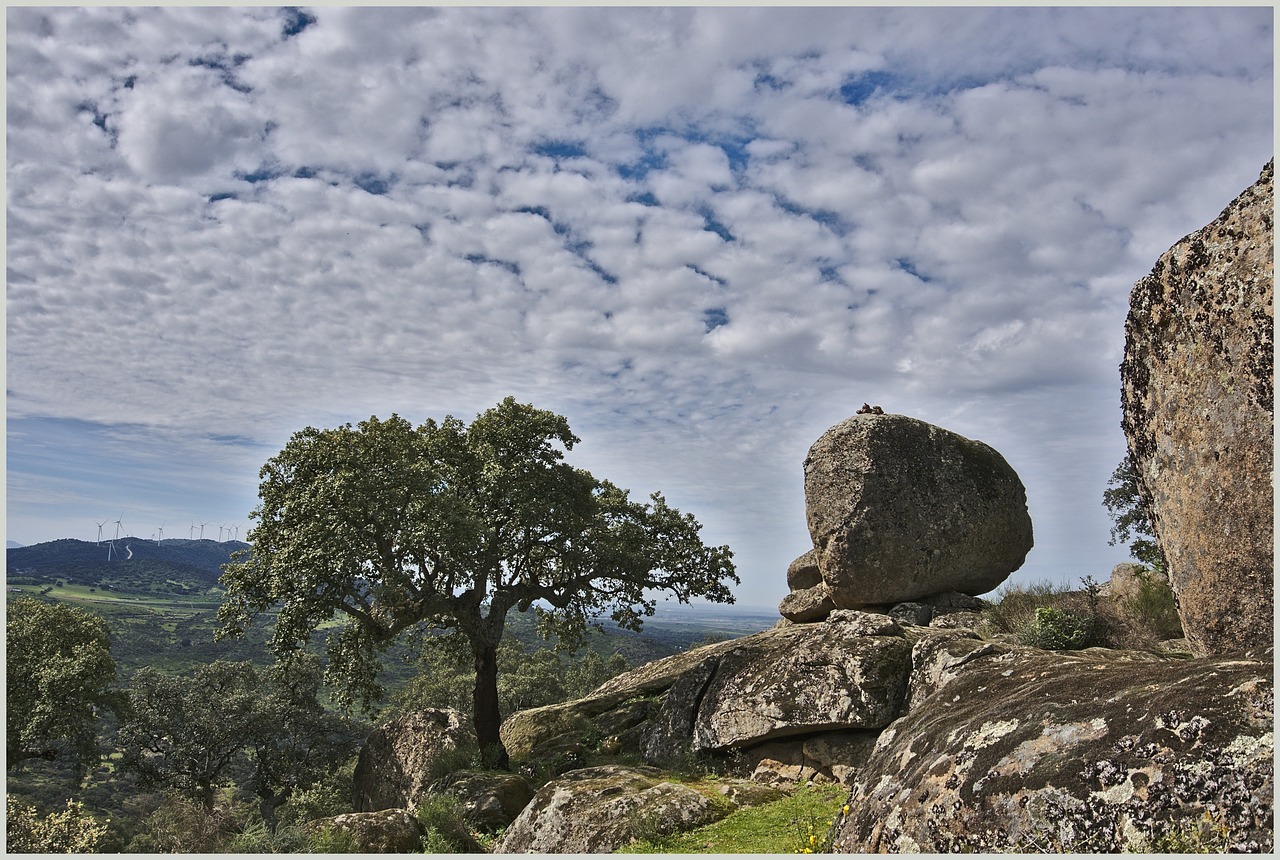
<box><xmin>302</xmin><ymin>824</ymin><xmax>359</xmax><ymax>854</ymax></box>
<box><xmin>1123</xmin><ymin>570</ymin><xmax>1183</xmax><ymax>640</ymax></box>
<box><xmin>617</xmin><ymin>784</ymin><xmax>845</xmax><ymax>854</ymax></box>
<box><xmin>1021</xmin><ymin>606</ymin><xmax>1099</xmax><ymax>650</ymax></box>
<box><xmin>414</xmin><ymin>793</ymin><xmax>482</xmax><ymax>853</ymax></box>
<box><xmin>6</xmin><ymin>795</ymin><xmax>109</xmax><ymax>853</ymax></box>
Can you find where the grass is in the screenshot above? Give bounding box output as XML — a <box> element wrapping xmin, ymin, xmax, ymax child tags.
<box><xmin>617</xmin><ymin>783</ymin><xmax>845</xmax><ymax>854</ymax></box>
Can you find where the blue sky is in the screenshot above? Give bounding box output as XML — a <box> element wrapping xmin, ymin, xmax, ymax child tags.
<box><xmin>5</xmin><ymin>6</ymin><xmax>1273</xmax><ymax>610</ymax></box>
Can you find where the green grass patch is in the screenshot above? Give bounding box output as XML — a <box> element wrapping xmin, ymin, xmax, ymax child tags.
<box><xmin>617</xmin><ymin>784</ymin><xmax>845</xmax><ymax>854</ymax></box>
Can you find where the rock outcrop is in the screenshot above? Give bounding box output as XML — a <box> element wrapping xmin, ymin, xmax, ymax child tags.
<box><xmin>495</xmin><ymin>606</ymin><xmax>1271</xmax><ymax>852</ymax></box>
<box><xmin>831</xmin><ymin>642</ymin><xmax>1274</xmax><ymax>852</ymax></box>
<box><xmin>801</xmin><ymin>412</ymin><xmax>1033</xmax><ymax>608</ymax></box>
<box><xmin>501</xmin><ymin>611</ymin><xmax>912</xmax><ymax>776</ymax></box>
<box><xmin>492</xmin><ymin>765</ymin><xmax>730</xmax><ymax>853</ymax></box>
<box><xmin>352</xmin><ymin>708</ymin><xmax>474</xmax><ymax>812</ymax></box>
<box><xmin>1120</xmin><ymin>160</ymin><xmax>1274</xmax><ymax>656</ymax></box>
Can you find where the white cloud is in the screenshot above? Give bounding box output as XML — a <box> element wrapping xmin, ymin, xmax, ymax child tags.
<box><xmin>5</xmin><ymin>5</ymin><xmax>1273</xmax><ymax>606</ymax></box>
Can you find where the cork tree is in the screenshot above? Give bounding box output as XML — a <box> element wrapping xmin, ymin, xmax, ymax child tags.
<box><xmin>218</xmin><ymin>397</ymin><xmax>737</xmax><ymax>767</ymax></box>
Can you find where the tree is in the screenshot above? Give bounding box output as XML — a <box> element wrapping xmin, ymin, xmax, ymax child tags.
<box><xmin>245</xmin><ymin>656</ymin><xmax>363</xmax><ymax>832</ymax></box>
<box><xmin>1102</xmin><ymin>454</ymin><xmax>1167</xmax><ymax>571</ymax></box>
<box><xmin>117</xmin><ymin>658</ymin><xmax>356</xmax><ymax>825</ymax></box>
<box><xmin>118</xmin><ymin>661</ymin><xmax>262</xmax><ymax>810</ymax></box>
<box><xmin>219</xmin><ymin>397</ymin><xmax>738</xmax><ymax>766</ymax></box>
<box><xmin>6</xmin><ymin>598</ymin><xmax>121</xmax><ymax>771</ymax></box>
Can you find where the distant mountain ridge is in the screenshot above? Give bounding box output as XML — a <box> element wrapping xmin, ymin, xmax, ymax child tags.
<box><xmin>7</xmin><ymin>537</ymin><xmax>249</xmax><ymax>594</ymax></box>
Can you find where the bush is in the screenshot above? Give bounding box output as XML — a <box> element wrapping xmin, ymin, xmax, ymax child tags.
<box><xmin>276</xmin><ymin>757</ymin><xmax>358</xmax><ymax>829</ymax></box>
<box><xmin>1021</xmin><ymin>606</ymin><xmax>1099</xmax><ymax>650</ymax></box>
<box><xmin>302</xmin><ymin>824</ymin><xmax>359</xmax><ymax>854</ymax></box>
<box><xmin>1123</xmin><ymin>570</ymin><xmax>1183</xmax><ymax>640</ymax></box>
<box><xmin>6</xmin><ymin>795</ymin><xmax>109</xmax><ymax>853</ymax></box>
<box><xmin>982</xmin><ymin>579</ymin><xmax>1104</xmax><ymax>651</ymax></box>
<box><xmin>413</xmin><ymin>793</ymin><xmax>482</xmax><ymax>853</ymax></box>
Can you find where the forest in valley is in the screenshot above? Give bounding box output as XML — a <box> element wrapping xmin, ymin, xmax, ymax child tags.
<box><xmin>6</xmin><ymin>539</ymin><xmax>774</xmax><ymax>853</ymax></box>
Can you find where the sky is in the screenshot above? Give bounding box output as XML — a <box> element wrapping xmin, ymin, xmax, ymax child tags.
<box><xmin>5</xmin><ymin>5</ymin><xmax>1274</xmax><ymax>611</ymax></box>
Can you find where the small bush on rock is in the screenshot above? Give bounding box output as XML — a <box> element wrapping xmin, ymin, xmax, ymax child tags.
<box><xmin>1123</xmin><ymin>569</ymin><xmax>1183</xmax><ymax>640</ymax></box>
<box><xmin>414</xmin><ymin>793</ymin><xmax>483</xmax><ymax>853</ymax></box>
<box><xmin>1021</xmin><ymin>606</ymin><xmax>1100</xmax><ymax>650</ymax></box>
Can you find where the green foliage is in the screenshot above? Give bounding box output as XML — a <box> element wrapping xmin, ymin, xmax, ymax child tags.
<box><xmin>118</xmin><ymin>661</ymin><xmax>262</xmax><ymax>808</ymax></box>
<box><xmin>275</xmin><ymin>758</ymin><xmax>358</xmax><ymax>830</ymax></box>
<box><xmin>395</xmin><ymin>631</ymin><xmax>631</xmax><ymax>717</ymax></box>
<box><xmin>219</xmin><ymin>397</ymin><xmax>737</xmax><ymax>764</ymax></box>
<box><xmin>5</xmin><ymin>795</ymin><xmax>110</xmax><ymax>853</ymax></box>
<box><xmin>1103</xmin><ymin>455</ymin><xmax>1167</xmax><ymax>571</ymax></box>
<box><xmin>1022</xmin><ymin>605</ymin><xmax>1099</xmax><ymax>650</ymax></box>
<box><xmin>1145</xmin><ymin>812</ymin><xmax>1234</xmax><ymax>853</ymax></box>
<box><xmin>118</xmin><ymin>658</ymin><xmax>359</xmax><ymax>819</ymax></box>
<box><xmin>123</xmin><ymin>791</ymin><xmax>240</xmax><ymax>853</ymax></box>
<box><xmin>1123</xmin><ymin>569</ymin><xmax>1183</xmax><ymax>640</ymax></box>
<box><xmin>6</xmin><ymin>597</ymin><xmax>121</xmax><ymax>771</ymax></box>
<box><xmin>414</xmin><ymin>793</ymin><xmax>482</xmax><ymax>853</ymax></box>
<box><xmin>981</xmin><ymin>579</ymin><xmax>1074</xmax><ymax>636</ymax></box>
<box><xmin>617</xmin><ymin>784</ymin><xmax>845</xmax><ymax>854</ymax></box>
<box><xmin>983</xmin><ymin>580</ymin><xmax>1103</xmax><ymax>650</ymax></box>
<box><xmin>302</xmin><ymin>824</ymin><xmax>359</xmax><ymax>854</ymax></box>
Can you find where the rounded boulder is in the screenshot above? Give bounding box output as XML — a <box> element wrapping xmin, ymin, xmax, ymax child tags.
<box><xmin>803</xmin><ymin>413</ymin><xmax>1032</xmax><ymax>607</ymax></box>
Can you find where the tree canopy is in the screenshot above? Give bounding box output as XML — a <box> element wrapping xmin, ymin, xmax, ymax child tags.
<box><xmin>1103</xmin><ymin>454</ymin><xmax>1167</xmax><ymax>571</ymax></box>
<box><xmin>117</xmin><ymin>658</ymin><xmax>357</xmax><ymax>825</ymax></box>
<box><xmin>218</xmin><ymin>396</ymin><xmax>738</xmax><ymax>765</ymax></box>
<box><xmin>6</xmin><ymin>597</ymin><xmax>121</xmax><ymax>771</ymax></box>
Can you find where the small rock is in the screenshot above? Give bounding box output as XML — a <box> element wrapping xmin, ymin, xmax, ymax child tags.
<box><xmin>425</xmin><ymin>770</ymin><xmax>534</xmax><ymax>831</ymax></box>
<box><xmin>786</xmin><ymin>548</ymin><xmax>823</xmax><ymax>590</ymax></box>
<box><xmin>887</xmin><ymin>602</ymin><xmax>933</xmax><ymax>627</ymax></box>
<box><xmin>779</xmin><ymin>582</ymin><xmax>836</xmax><ymax>622</ymax></box>
<box><xmin>353</xmin><ymin>708</ymin><xmax>475</xmax><ymax>812</ymax></box>
<box><xmin>492</xmin><ymin>765</ymin><xmax>726</xmax><ymax>853</ymax></box>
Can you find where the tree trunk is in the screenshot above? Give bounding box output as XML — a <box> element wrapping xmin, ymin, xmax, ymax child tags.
<box><xmin>259</xmin><ymin>787</ymin><xmax>290</xmax><ymax>834</ymax></box>
<box><xmin>472</xmin><ymin>643</ymin><xmax>509</xmax><ymax>770</ymax></box>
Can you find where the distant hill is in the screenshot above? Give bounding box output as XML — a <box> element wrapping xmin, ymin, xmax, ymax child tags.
<box><xmin>7</xmin><ymin>540</ymin><xmax>23</xmax><ymax>549</ymax></box>
<box><xmin>7</xmin><ymin>537</ymin><xmax>249</xmax><ymax>595</ymax></box>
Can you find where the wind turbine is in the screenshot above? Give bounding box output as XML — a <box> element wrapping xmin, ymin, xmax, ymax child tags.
<box><xmin>218</xmin><ymin>523</ymin><xmax>228</xmax><ymax>542</ymax></box>
<box><xmin>232</xmin><ymin>523</ymin><xmax>241</xmax><ymax>541</ymax></box>
<box><xmin>156</xmin><ymin>521</ymin><xmax>166</xmax><ymax>544</ymax></box>
<box><xmin>113</xmin><ymin>513</ymin><xmax>125</xmax><ymax>541</ymax></box>
<box><xmin>94</xmin><ymin>520</ymin><xmax>107</xmax><ymax>546</ymax></box>
<box><xmin>200</xmin><ymin>521</ymin><xmax>209</xmax><ymax>541</ymax></box>
<box><xmin>189</xmin><ymin>522</ymin><xmax>196</xmax><ymax>540</ymax></box>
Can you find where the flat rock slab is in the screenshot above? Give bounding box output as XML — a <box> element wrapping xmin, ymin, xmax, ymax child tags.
<box><xmin>832</xmin><ymin>649</ymin><xmax>1274</xmax><ymax>853</ymax></box>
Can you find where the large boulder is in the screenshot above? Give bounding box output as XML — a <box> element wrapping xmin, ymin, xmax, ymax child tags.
<box><xmin>1120</xmin><ymin>160</ymin><xmax>1274</xmax><ymax>657</ymax></box>
<box><xmin>685</xmin><ymin>611</ymin><xmax>910</xmax><ymax>751</ymax></box>
<box><xmin>803</xmin><ymin>412</ymin><xmax>1033</xmax><ymax>607</ymax></box>
<box><xmin>502</xmin><ymin>613</ymin><xmax>912</xmax><ymax>774</ymax></box>
<box><xmin>352</xmin><ymin>708</ymin><xmax>475</xmax><ymax>812</ymax></box>
<box><xmin>491</xmin><ymin>765</ymin><xmax>729</xmax><ymax>853</ymax></box>
<box><xmin>831</xmin><ymin>644</ymin><xmax>1274</xmax><ymax>852</ymax></box>
<box><xmin>426</xmin><ymin>770</ymin><xmax>535</xmax><ymax>831</ymax></box>
<box><xmin>304</xmin><ymin>809</ymin><xmax>424</xmax><ymax>853</ymax></box>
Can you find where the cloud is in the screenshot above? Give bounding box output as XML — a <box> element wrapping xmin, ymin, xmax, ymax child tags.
<box><xmin>5</xmin><ymin>6</ymin><xmax>1273</xmax><ymax>606</ymax></box>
